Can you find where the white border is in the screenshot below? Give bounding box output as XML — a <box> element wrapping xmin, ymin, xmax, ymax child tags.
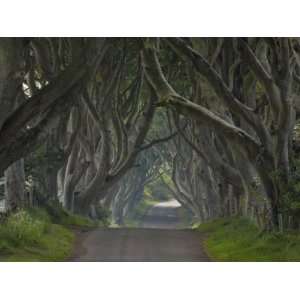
<box><xmin>0</xmin><ymin>262</ymin><xmax>299</xmax><ymax>300</ymax></box>
<box><xmin>0</xmin><ymin>0</ymin><xmax>299</xmax><ymax>36</ymax></box>
<box><xmin>1</xmin><ymin>1</ymin><xmax>300</xmax><ymax>299</ymax></box>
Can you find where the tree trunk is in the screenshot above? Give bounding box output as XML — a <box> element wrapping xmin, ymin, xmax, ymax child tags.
<box><xmin>4</xmin><ymin>159</ymin><xmax>26</xmax><ymax>210</ymax></box>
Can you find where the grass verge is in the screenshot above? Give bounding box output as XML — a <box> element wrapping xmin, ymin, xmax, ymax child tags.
<box><xmin>196</xmin><ymin>217</ymin><xmax>300</xmax><ymax>261</ymax></box>
<box><xmin>0</xmin><ymin>205</ymin><xmax>104</xmax><ymax>261</ymax></box>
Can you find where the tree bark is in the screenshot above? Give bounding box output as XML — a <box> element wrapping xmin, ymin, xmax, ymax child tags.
<box><xmin>4</xmin><ymin>159</ymin><xmax>26</xmax><ymax>210</ymax></box>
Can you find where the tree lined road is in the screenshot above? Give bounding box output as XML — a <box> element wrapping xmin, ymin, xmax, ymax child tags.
<box><xmin>71</xmin><ymin>200</ymin><xmax>210</xmax><ymax>261</ymax></box>
<box><xmin>140</xmin><ymin>199</ymin><xmax>183</xmax><ymax>229</ymax></box>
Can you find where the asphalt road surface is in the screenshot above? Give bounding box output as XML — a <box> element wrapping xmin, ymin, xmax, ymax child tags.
<box><xmin>71</xmin><ymin>200</ymin><xmax>210</xmax><ymax>261</ymax></box>
<box><xmin>140</xmin><ymin>199</ymin><xmax>184</xmax><ymax>229</ymax></box>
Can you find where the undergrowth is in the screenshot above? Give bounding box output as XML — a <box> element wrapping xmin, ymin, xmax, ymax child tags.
<box><xmin>0</xmin><ymin>204</ymin><xmax>106</xmax><ymax>261</ymax></box>
<box><xmin>196</xmin><ymin>217</ymin><xmax>300</xmax><ymax>261</ymax></box>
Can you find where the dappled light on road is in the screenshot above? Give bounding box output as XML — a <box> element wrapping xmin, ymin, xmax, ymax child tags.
<box><xmin>140</xmin><ymin>199</ymin><xmax>184</xmax><ymax>229</ymax></box>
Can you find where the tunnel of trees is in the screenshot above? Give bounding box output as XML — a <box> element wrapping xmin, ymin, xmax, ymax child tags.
<box><xmin>2</xmin><ymin>37</ymin><xmax>300</xmax><ymax>231</ymax></box>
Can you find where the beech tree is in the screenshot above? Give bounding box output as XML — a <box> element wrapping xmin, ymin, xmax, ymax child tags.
<box><xmin>141</xmin><ymin>37</ymin><xmax>300</xmax><ymax>229</ymax></box>
<box><xmin>1</xmin><ymin>37</ymin><xmax>300</xmax><ymax>231</ymax></box>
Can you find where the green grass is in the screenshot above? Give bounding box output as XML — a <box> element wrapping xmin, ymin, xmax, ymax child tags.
<box><xmin>44</xmin><ymin>203</ymin><xmax>106</xmax><ymax>227</ymax></box>
<box><xmin>55</xmin><ymin>211</ymin><xmax>102</xmax><ymax>227</ymax></box>
<box><xmin>195</xmin><ymin>217</ymin><xmax>300</xmax><ymax>261</ymax></box>
<box><xmin>0</xmin><ymin>205</ymin><xmax>104</xmax><ymax>261</ymax></box>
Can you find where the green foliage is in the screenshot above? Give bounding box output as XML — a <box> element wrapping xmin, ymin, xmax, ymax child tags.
<box><xmin>279</xmin><ymin>159</ymin><xmax>300</xmax><ymax>218</ymax></box>
<box><xmin>25</xmin><ymin>144</ymin><xmax>64</xmax><ymax>178</ymax></box>
<box><xmin>0</xmin><ymin>210</ymin><xmax>48</xmax><ymax>247</ymax></box>
<box><xmin>146</xmin><ymin>183</ymin><xmax>169</xmax><ymax>201</ymax></box>
<box><xmin>196</xmin><ymin>217</ymin><xmax>300</xmax><ymax>261</ymax></box>
<box><xmin>94</xmin><ymin>205</ymin><xmax>111</xmax><ymax>227</ymax></box>
<box><xmin>134</xmin><ymin>198</ymin><xmax>159</xmax><ymax>217</ymax></box>
<box><xmin>44</xmin><ymin>201</ymin><xmax>108</xmax><ymax>227</ymax></box>
<box><xmin>144</xmin><ymin>175</ymin><xmax>171</xmax><ymax>202</ymax></box>
<box><xmin>0</xmin><ymin>209</ymin><xmax>74</xmax><ymax>261</ymax></box>
<box><xmin>43</xmin><ymin>202</ymin><xmax>71</xmax><ymax>223</ymax></box>
<box><xmin>24</xmin><ymin>143</ymin><xmax>65</xmax><ymax>205</ymax></box>
<box><xmin>0</xmin><ymin>203</ymin><xmax>107</xmax><ymax>261</ymax></box>
<box><xmin>60</xmin><ymin>213</ymin><xmax>99</xmax><ymax>227</ymax></box>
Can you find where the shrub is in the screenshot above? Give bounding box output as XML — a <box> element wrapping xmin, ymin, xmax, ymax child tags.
<box><xmin>43</xmin><ymin>201</ymin><xmax>107</xmax><ymax>227</ymax></box>
<box><xmin>0</xmin><ymin>208</ymin><xmax>74</xmax><ymax>261</ymax></box>
<box><xmin>95</xmin><ymin>205</ymin><xmax>110</xmax><ymax>226</ymax></box>
<box><xmin>280</xmin><ymin>160</ymin><xmax>300</xmax><ymax>220</ymax></box>
<box><xmin>0</xmin><ymin>210</ymin><xmax>48</xmax><ymax>247</ymax></box>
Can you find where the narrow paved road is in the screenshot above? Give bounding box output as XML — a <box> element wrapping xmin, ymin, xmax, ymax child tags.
<box><xmin>140</xmin><ymin>199</ymin><xmax>183</xmax><ymax>229</ymax></box>
<box><xmin>71</xmin><ymin>200</ymin><xmax>210</xmax><ymax>261</ymax></box>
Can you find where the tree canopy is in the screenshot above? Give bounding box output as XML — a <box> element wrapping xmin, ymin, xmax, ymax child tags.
<box><xmin>1</xmin><ymin>37</ymin><xmax>300</xmax><ymax>231</ymax></box>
